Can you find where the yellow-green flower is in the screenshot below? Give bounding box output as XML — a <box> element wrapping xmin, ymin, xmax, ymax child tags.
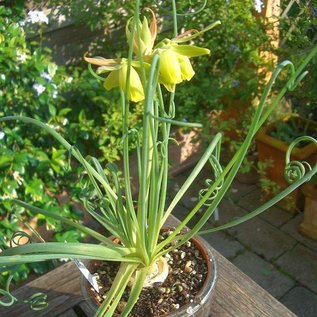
<box><xmin>150</xmin><ymin>21</ymin><xmax>221</xmax><ymax>92</ymax></box>
<box><xmin>154</xmin><ymin>40</ymin><xmax>210</xmax><ymax>92</ymax></box>
<box><xmin>84</xmin><ymin>56</ymin><xmax>144</xmax><ymax>102</ymax></box>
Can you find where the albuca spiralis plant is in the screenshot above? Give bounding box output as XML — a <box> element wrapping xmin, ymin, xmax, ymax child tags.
<box><xmin>0</xmin><ymin>1</ymin><xmax>317</xmax><ymax>316</ymax></box>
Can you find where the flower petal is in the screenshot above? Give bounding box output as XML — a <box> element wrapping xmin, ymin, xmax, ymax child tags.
<box><xmin>178</xmin><ymin>56</ymin><xmax>195</xmax><ymax>81</ymax></box>
<box><xmin>161</xmin><ymin>82</ymin><xmax>176</xmax><ymax>93</ymax></box>
<box><xmin>96</xmin><ymin>65</ymin><xmax>122</xmax><ymax>74</ymax></box>
<box><xmin>159</xmin><ymin>49</ymin><xmax>182</xmax><ymax>86</ymax></box>
<box><xmin>84</xmin><ymin>56</ymin><xmax>121</xmax><ymax>67</ymax></box>
<box><xmin>148</xmin><ymin>8</ymin><xmax>157</xmax><ymax>47</ymax></box>
<box><xmin>104</xmin><ymin>70</ymin><xmax>119</xmax><ymax>90</ymax></box>
<box><xmin>172</xmin><ymin>45</ymin><xmax>210</xmax><ymax>57</ymax></box>
<box><xmin>129</xmin><ymin>67</ymin><xmax>145</xmax><ymax>102</ymax></box>
<box><xmin>118</xmin><ymin>64</ymin><xmax>144</xmax><ymax>102</ymax></box>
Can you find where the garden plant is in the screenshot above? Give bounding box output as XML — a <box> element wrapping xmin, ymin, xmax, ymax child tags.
<box><xmin>0</xmin><ymin>1</ymin><xmax>317</xmax><ymax>316</ymax></box>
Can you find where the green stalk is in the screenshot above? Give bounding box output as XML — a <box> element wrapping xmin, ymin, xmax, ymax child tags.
<box><xmin>121</xmin><ymin>4</ymin><xmax>139</xmax><ymax>235</ymax></box>
<box><xmin>144</xmin><ymin>61</ymin><xmax>161</xmax><ymax>253</ymax></box>
<box><xmin>171</xmin><ymin>0</ymin><xmax>178</xmax><ymax>37</ymax></box>
<box><xmin>147</xmin><ymin>118</ymin><xmax>158</xmax><ymax>241</ymax></box>
<box><xmin>95</xmin><ymin>263</ymin><xmax>139</xmax><ymax>317</ymax></box>
<box><xmin>149</xmin><ymin>114</ymin><xmax>203</xmax><ymax>128</ymax></box>
<box><xmin>0</xmin><ymin>254</ymin><xmax>138</xmax><ymax>266</ymax></box>
<box><xmin>148</xmin><ymin>86</ymin><xmax>170</xmax><ymax>257</ymax></box>
<box><xmin>1</xmin><ymin>242</ymin><xmax>134</xmax><ymax>258</ymax></box>
<box><xmin>119</xmin><ymin>267</ymin><xmax>148</xmax><ymax>317</ymax></box>
<box><xmin>137</xmin><ymin>54</ymin><xmax>160</xmax><ymax>264</ymax></box>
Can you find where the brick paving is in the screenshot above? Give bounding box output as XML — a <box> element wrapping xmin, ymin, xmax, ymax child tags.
<box><xmin>170</xmin><ymin>167</ymin><xmax>317</xmax><ymax>317</ymax></box>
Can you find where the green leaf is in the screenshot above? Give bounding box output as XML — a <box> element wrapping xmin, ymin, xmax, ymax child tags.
<box><xmin>25</xmin><ymin>178</ymin><xmax>44</xmax><ymax>201</ymax></box>
<box><xmin>58</xmin><ymin>108</ymin><xmax>72</xmax><ymax>116</ymax></box>
<box><xmin>54</xmin><ymin>230</ymin><xmax>81</xmax><ymax>242</ymax></box>
<box><xmin>48</xmin><ymin>104</ymin><xmax>56</xmax><ymax>116</ymax></box>
<box><xmin>0</xmin><ymin>156</ymin><xmax>12</xmax><ymax>169</ymax></box>
<box><xmin>0</xmin><ymin>242</ymin><xmax>139</xmax><ymax>263</ymax></box>
<box><xmin>48</xmin><ymin>63</ymin><xmax>57</xmax><ymax>78</ymax></box>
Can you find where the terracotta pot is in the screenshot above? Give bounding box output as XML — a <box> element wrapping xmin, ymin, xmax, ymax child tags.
<box><xmin>255</xmin><ymin>115</ymin><xmax>317</xmax><ymax>213</ymax></box>
<box><xmin>299</xmin><ymin>182</ymin><xmax>317</xmax><ymax>241</ymax></box>
<box><xmin>80</xmin><ymin>235</ymin><xmax>217</xmax><ymax>317</ymax></box>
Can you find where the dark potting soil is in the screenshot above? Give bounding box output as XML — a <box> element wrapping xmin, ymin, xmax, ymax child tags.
<box><xmin>87</xmin><ymin>231</ymin><xmax>208</xmax><ymax>317</ymax></box>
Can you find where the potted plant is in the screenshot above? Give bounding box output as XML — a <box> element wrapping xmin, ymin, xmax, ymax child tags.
<box><xmin>256</xmin><ymin>113</ymin><xmax>317</xmax><ymax>212</ymax></box>
<box><xmin>299</xmin><ymin>175</ymin><xmax>317</xmax><ymax>241</ymax></box>
<box><xmin>0</xmin><ymin>2</ymin><xmax>317</xmax><ymax>316</ymax></box>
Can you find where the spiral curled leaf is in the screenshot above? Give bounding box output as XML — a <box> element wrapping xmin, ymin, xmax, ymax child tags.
<box><xmin>9</xmin><ymin>231</ymin><xmax>32</xmax><ymax>247</ymax></box>
<box><xmin>284</xmin><ymin>161</ymin><xmax>312</xmax><ymax>184</ymax></box>
<box><xmin>0</xmin><ymin>289</ymin><xmax>17</xmax><ymax>307</ymax></box>
<box><xmin>199</xmin><ymin>179</ymin><xmax>221</xmax><ymax>206</ymax></box>
<box><xmin>284</xmin><ymin>136</ymin><xmax>316</xmax><ymax>184</ymax></box>
<box><xmin>0</xmin><ymin>275</ymin><xmax>17</xmax><ymax>307</ymax></box>
<box><xmin>199</xmin><ymin>154</ymin><xmax>223</xmax><ymax>207</ymax></box>
<box><xmin>25</xmin><ymin>293</ymin><xmax>48</xmax><ymax>311</ymax></box>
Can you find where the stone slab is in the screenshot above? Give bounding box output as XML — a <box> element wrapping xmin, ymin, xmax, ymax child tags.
<box><xmin>228</xmin><ymin>216</ymin><xmax>297</xmax><ymax>261</ymax></box>
<box><xmin>213</xmin><ymin>198</ymin><xmax>248</xmax><ymax>225</ymax></box>
<box><xmin>232</xmin><ymin>251</ymin><xmax>295</xmax><ymax>298</ymax></box>
<box><xmin>237</xmin><ymin>189</ymin><xmax>293</xmax><ymax>227</ymax></box>
<box><xmin>168</xmin><ymin>171</ymin><xmax>202</xmax><ymax>210</ymax></box>
<box><xmin>280</xmin><ymin>286</ymin><xmax>317</xmax><ymax>317</ymax></box>
<box><xmin>171</xmin><ymin>204</ymin><xmax>199</xmax><ymax>228</ymax></box>
<box><xmin>281</xmin><ymin>213</ymin><xmax>317</xmax><ymax>252</ymax></box>
<box><xmin>276</xmin><ymin>243</ymin><xmax>317</xmax><ymax>293</ymax></box>
<box><xmin>226</xmin><ymin>179</ymin><xmax>257</xmax><ymax>203</ymax></box>
<box><xmin>259</xmin><ymin>207</ymin><xmax>295</xmax><ymax>228</ymax></box>
<box><xmin>202</xmin><ymin>230</ymin><xmax>245</xmax><ymax>260</ymax></box>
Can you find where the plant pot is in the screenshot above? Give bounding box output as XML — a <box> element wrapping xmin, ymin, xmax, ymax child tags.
<box><xmin>299</xmin><ymin>182</ymin><xmax>317</xmax><ymax>241</ymax></box>
<box><xmin>80</xmin><ymin>235</ymin><xmax>217</xmax><ymax>317</ymax></box>
<box><xmin>255</xmin><ymin>115</ymin><xmax>317</xmax><ymax>213</ymax></box>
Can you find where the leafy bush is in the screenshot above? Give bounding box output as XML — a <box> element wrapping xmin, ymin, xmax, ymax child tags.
<box><xmin>278</xmin><ymin>1</ymin><xmax>317</xmax><ymax>120</ymax></box>
<box><xmin>0</xmin><ymin>6</ymin><xmax>83</xmax><ymax>283</ymax></box>
<box><xmin>174</xmin><ymin>0</ymin><xmax>270</xmax><ymax>123</ymax></box>
<box><xmin>0</xmin><ymin>2</ymin><xmax>142</xmax><ymax>275</ymax></box>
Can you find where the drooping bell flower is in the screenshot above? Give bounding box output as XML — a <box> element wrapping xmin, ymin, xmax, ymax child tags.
<box><xmin>126</xmin><ymin>8</ymin><xmax>157</xmax><ymax>56</ymax></box>
<box><xmin>84</xmin><ymin>56</ymin><xmax>145</xmax><ymax>102</ymax></box>
<box><xmin>153</xmin><ymin>40</ymin><xmax>210</xmax><ymax>92</ymax></box>
<box><xmin>153</xmin><ymin>21</ymin><xmax>221</xmax><ymax>92</ymax></box>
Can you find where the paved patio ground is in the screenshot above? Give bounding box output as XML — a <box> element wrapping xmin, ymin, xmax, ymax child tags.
<box><xmin>170</xmin><ymin>167</ymin><xmax>317</xmax><ymax>317</ymax></box>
